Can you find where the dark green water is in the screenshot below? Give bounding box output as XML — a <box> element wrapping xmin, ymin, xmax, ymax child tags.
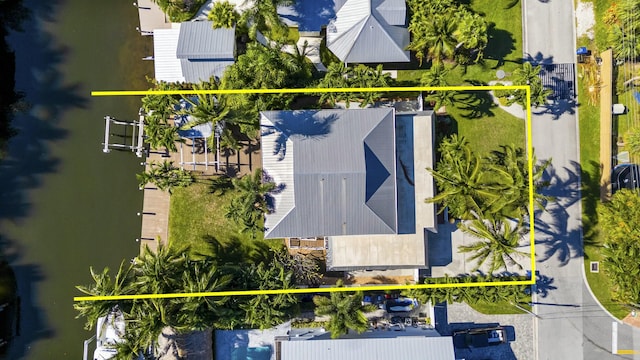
<box><xmin>2</xmin><ymin>0</ymin><xmax>152</xmax><ymax>358</ymax></box>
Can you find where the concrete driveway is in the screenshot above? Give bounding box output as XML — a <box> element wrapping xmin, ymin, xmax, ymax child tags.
<box><xmin>435</xmin><ymin>302</ymin><xmax>534</xmax><ymax>360</ymax></box>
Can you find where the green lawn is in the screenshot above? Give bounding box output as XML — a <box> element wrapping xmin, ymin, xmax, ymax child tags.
<box><xmin>449</xmin><ymin>98</ymin><xmax>526</xmax><ymax>154</ymax></box>
<box><xmin>168</xmin><ymin>181</ymin><xmax>282</xmax><ymax>258</ymax></box>
<box><xmin>397</xmin><ymin>0</ymin><xmax>522</xmax><ymax>86</ymax></box>
<box><xmin>397</xmin><ymin>0</ymin><xmax>524</xmax><ymax>154</ymax></box>
<box><xmin>468</xmin><ymin>300</ymin><xmax>530</xmax><ymax>315</ymax></box>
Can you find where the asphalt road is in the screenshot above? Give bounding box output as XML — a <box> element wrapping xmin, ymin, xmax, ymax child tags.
<box><xmin>523</xmin><ymin>0</ymin><xmax>639</xmax><ymax>359</ymax></box>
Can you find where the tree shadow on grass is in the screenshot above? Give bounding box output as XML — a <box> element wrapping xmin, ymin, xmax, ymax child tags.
<box><xmin>483</xmin><ymin>23</ymin><xmax>518</xmax><ymax>68</ymax></box>
<box><xmin>580</xmin><ymin>160</ymin><xmax>602</xmax><ymax>253</ymax></box>
<box><xmin>453</xmin><ymin>90</ymin><xmax>497</xmax><ymax>119</ymax></box>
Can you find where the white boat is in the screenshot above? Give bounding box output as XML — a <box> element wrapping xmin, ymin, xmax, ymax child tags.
<box><xmin>93</xmin><ymin>307</ymin><xmax>125</xmax><ymax>360</ymax></box>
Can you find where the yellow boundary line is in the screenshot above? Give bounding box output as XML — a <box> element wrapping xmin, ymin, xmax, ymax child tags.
<box><xmin>616</xmin><ymin>350</ymin><xmax>640</xmax><ymax>355</ymax></box>
<box><xmin>76</xmin><ymin>85</ymin><xmax>534</xmax><ymax>302</ymax></box>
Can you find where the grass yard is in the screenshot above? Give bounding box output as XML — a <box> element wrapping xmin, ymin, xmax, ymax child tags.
<box><xmin>468</xmin><ymin>300</ymin><xmax>529</xmax><ymax>315</ymax></box>
<box><xmin>448</xmin><ymin>98</ymin><xmax>526</xmax><ymax>154</ymax></box>
<box><xmin>397</xmin><ymin>0</ymin><xmax>522</xmax><ymax>86</ymax></box>
<box><xmin>168</xmin><ymin>181</ymin><xmax>283</xmax><ymax>258</ymax></box>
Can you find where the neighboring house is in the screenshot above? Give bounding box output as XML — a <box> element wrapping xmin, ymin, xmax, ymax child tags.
<box><xmin>326</xmin><ymin>0</ymin><xmax>410</xmax><ymax>64</ymax></box>
<box><xmin>279</xmin><ymin>336</ymin><xmax>455</xmax><ymax>360</ymax></box>
<box><xmin>215</xmin><ymin>326</ymin><xmax>454</xmax><ymax>360</ymax></box>
<box><xmin>153</xmin><ymin>21</ymin><xmax>235</xmax><ymax>83</ymax></box>
<box><xmin>260</xmin><ymin>108</ymin><xmax>436</xmax><ymax>271</ymax></box>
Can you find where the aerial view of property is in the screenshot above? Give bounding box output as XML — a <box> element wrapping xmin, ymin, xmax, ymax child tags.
<box><xmin>0</xmin><ymin>0</ymin><xmax>640</xmax><ymax>359</ymax></box>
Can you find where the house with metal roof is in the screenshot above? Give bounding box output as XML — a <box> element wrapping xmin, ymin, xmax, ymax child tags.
<box><xmin>279</xmin><ymin>336</ymin><xmax>456</xmax><ymax>360</ymax></box>
<box><xmin>260</xmin><ymin>108</ymin><xmax>437</xmax><ymax>271</ymax></box>
<box><xmin>325</xmin><ymin>0</ymin><xmax>410</xmax><ymax>64</ymax></box>
<box><xmin>153</xmin><ymin>21</ymin><xmax>235</xmax><ymax>83</ymax></box>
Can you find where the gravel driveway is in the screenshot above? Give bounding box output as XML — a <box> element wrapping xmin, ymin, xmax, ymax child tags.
<box><xmin>435</xmin><ymin>303</ymin><xmax>535</xmax><ymax>360</ymax></box>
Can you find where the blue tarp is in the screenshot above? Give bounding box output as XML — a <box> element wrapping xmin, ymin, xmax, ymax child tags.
<box><xmin>634</xmin><ymin>91</ymin><xmax>640</xmax><ymax>104</ymax></box>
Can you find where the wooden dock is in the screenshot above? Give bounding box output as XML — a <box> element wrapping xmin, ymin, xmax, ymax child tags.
<box><xmin>135</xmin><ymin>0</ymin><xmax>172</xmax><ymax>34</ymax></box>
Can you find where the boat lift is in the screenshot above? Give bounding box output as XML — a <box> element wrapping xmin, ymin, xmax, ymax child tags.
<box><xmin>102</xmin><ymin>112</ymin><xmax>145</xmax><ymax>157</ymax></box>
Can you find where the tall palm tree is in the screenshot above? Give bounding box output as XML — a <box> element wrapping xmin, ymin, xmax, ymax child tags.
<box><xmin>426</xmin><ymin>135</ymin><xmax>507</xmax><ymax>219</ymax></box>
<box><xmin>424</xmin><ymin>16</ymin><xmax>458</xmax><ymax>63</ymax></box>
<box><xmin>226</xmin><ymin>168</ymin><xmax>276</xmax><ymax>236</ymax></box>
<box><xmin>453</xmin><ymin>12</ymin><xmax>488</xmax><ymax>63</ymax></box>
<box><xmin>74</xmin><ymin>261</ymin><xmax>133</xmax><ymax>331</ymax></box>
<box><xmin>313</xmin><ymin>281</ymin><xmax>376</xmax><ymax>338</ymax></box>
<box><xmin>458</xmin><ymin>217</ymin><xmax>528</xmax><ymax>273</ymax></box>
<box><xmin>420</xmin><ymin>63</ymin><xmax>450</xmax><ymax>87</ymax></box>
<box><xmin>509</xmin><ymin>62</ymin><xmax>553</xmax><ymax>107</ymax></box>
<box><xmin>241</xmin><ymin>262</ymin><xmax>298</xmax><ymax>329</ymax></box>
<box><xmin>137</xmin><ymin>160</ymin><xmax>194</xmax><ymax>193</ymax></box>
<box><xmin>175</xmin><ymin>259</ymin><xmax>234</xmax><ymax>331</ymax></box>
<box><xmin>208</xmin><ymin>1</ymin><xmax>239</xmax><ymax>29</ymax></box>
<box><xmin>485</xmin><ymin>145</ymin><xmax>553</xmax><ymax>218</ymax></box>
<box><xmin>240</xmin><ymin>0</ymin><xmax>293</xmax><ymax>41</ymax></box>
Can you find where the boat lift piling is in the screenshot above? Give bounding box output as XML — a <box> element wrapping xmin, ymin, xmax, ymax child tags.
<box><xmin>102</xmin><ymin>114</ymin><xmax>145</xmax><ymax>157</ymax></box>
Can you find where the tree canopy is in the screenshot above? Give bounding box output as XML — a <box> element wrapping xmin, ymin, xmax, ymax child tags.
<box><xmin>598</xmin><ymin>189</ymin><xmax>640</xmax><ymax>304</ymax></box>
<box><xmin>406</xmin><ymin>0</ymin><xmax>488</xmax><ymax>64</ymax></box>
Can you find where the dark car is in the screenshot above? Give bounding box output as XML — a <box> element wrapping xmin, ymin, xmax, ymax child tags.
<box><xmin>385</xmin><ymin>298</ymin><xmax>418</xmax><ymax>312</ymax></box>
<box><xmin>453</xmin><ymin>327</ymin><xmax>507</xmax><ymax>348</ymax></box>
<box><xmin>611</xmin><ymin>164</ymin><xmax>640</xmax><ymax>193</ymax></box>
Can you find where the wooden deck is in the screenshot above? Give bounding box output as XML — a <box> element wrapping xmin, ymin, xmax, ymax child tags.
<box><xmin>135</xmin><ymin>0</ymin><xmax>172</xmax><ymax>34</ymax></box>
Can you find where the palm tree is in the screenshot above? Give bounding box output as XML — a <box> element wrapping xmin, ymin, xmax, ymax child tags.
<box><xmin>175</xmin><ymin>259</ymin><xmax>234</xmax><ymax>331</ymax></box>
<box><xmin>457</xmin><ymin>217</ymin><xmax>528</xmax><ymax>273</ymax></box>
<box><xmin>509</xmin><ymin>62</ymin><xmax>553</xmax><ymax>108</ymax></box>
<box><xmin>453</xmin><ymin>12</ymin><xmax>488</xmax><ymax>63</ymax></box>
<box><xmin>313</xmin><ymin>281</ymin><xmax>376</xmax><ymax>338</ymax></box>
<box><xmin>208</xmin><ymin>1</ymin><xmax>239</xmax><ymax>28</ymax></box>
<box><xmin>424</xmin><ymin>16</ymin><xmax>458</xmax><ymax>63</ymax></box>
<box><xmin>240</xmin><ymin>0</ymin><xmax>293</xmax><ymax>41</ymax></box>
<box><xmin>485</xmin><ymin>145</ymin><xmax>553</xmax><ymax>218</ymax></box>
<box><xmin>226</xmin><ymin>168</ymin><xmax>276</xmax><ymax>236</ymax></box>
<box><xmin>74</xmin><ymin>261</ymin><xmax>133</xmax><ymax>330</ymax></box>
<box><xmin>420</xmin><ymin>63</ymin><xmax>450</xmax><ymax>87</ymax></box>
<box><xmin>137</xmin><ymin>160</ymin><xmax>194</xmax><ymax>193</ymax></box>
<box><xmin>241</xmin><ymin>262</ymin><xmax>298</xmax><ymax>329</ymax></box>
<box><xmin>426</xmin><ymin>135</ymin><xmax>507</xmax><ymax>219</ymax></box>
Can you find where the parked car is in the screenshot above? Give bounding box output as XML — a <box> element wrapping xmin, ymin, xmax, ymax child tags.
<box><xmin>385</xmin><ymin>298</ymin><xmax>418</xmax><ymax>312</ymax></box>
<box><xmin>453</xmin><ymin>327</ymin><xmax>507</xmax><ymax>348</ymax></box>
<box><xmin>611</xmin><ymin>163</ymin><xmax>640</xmax><ymax>193</ymax></box>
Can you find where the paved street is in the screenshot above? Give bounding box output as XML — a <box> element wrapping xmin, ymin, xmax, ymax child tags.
<box><xmin>523</xmin><ymin>0</ymin><xmax>639</xmax><ymax>359</ymax></box>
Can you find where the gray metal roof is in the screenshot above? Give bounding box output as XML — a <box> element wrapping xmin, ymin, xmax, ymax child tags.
<box><xmin>176</xmin><ymin>21</ymin><xmax>235</xmax><ymax>60</ymax></box>
<box><xmin>373</xmin><ymin>0</ymin><xmax>406</xmax><ymax>26</ymax></box>
<box><xmin>180</xmin><ymin>59</ymin><xmax>235</xmax><ymax>83</ymax></box>
<box><xmin>261</xmin><ymin>109</ymin><xmax>398</xmax><ymax>238</ymax></box>
<box><xmin>281</xmin><ymin>337</ymin><xmax>456</xmax><ymax>360</ymax></box>
<box><xmin>326</xmin><ymin>0</ymin><xmax>410</xmax><ymax>63</ymax></box>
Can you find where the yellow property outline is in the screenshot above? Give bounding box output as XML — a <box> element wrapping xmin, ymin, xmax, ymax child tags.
<box><xmin>76</xmin><ymin>85</ymin><xmax>534</xmax><ymax>302</ymax></box>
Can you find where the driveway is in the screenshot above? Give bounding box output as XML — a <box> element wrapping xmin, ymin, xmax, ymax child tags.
<box><xmin>436</xmin><ymin>302</ymin><xmax>534</xmax><ymax>360</ymax></box>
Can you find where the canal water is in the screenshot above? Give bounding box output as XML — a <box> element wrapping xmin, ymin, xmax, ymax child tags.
<box><xmin>2</xmin><ymin>0</ymin><xmax>152</xmax><ymax>358</ymax></box>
